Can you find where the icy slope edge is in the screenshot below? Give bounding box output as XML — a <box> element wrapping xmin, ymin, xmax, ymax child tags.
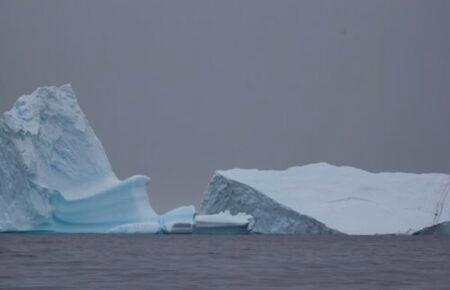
<box><xmin>201</xmin><ymin>173</ymin><xmax>340</xmax><ymax>234</ymax></box>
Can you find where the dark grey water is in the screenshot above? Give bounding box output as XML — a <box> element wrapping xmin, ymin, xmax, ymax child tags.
<box><xmin>0</xmin><ymin>235</ymin><xmax>449</xmax><ymax>290</ymax></box>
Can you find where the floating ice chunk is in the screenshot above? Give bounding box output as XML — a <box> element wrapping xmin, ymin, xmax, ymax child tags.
<box><xmin>159</xmin><ymin>205</ymin><xmax>195</xmax><ymax>234</ymax></box>
<box><xmin>194</xmin><ymin>211</ymin><xmax>254</xmax><ymax>234</ymax></box>
<box><xmin>195</xmin><ymin>211</ymin><xmax>253</xmax><ymax>228</ymax></box>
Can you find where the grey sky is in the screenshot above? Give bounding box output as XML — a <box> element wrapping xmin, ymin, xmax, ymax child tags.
<box><xmin>1</xmin><ymin>0</ymin><xmax>449</xmax><ymax>212</ymax></box>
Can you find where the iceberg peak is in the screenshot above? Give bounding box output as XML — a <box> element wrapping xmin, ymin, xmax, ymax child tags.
<box><xmin>3</xmin><ymin>84</ymin><xmax>84</xmax><ymax>135</ymax></box>
<box><xmin>1</xmin><ymin>85</ymin><xmax>115</xmax><ymax>194</ymax></box>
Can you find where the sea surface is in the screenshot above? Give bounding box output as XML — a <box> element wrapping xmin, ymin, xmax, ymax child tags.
<box><xmin>0</xmin><ymin>234</ymin><xmax>449</xmax><ymax>289</ymax></box>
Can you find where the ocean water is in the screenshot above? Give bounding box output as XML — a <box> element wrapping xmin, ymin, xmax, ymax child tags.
<box><xmin>0</xmin><ymin>234</ymin><xmax>449</xmax><ymax>289</ymax></box>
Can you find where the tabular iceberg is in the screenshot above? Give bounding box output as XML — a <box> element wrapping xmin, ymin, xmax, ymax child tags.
<box><xmin>0</xmin><ymin>84</ymin><xmax>193</xmax><ymax>233</ymax></box>
<box><xmin>201</xmin><ymin>163</ymin><xmax>450</xmax><ymax>235</ymax></box>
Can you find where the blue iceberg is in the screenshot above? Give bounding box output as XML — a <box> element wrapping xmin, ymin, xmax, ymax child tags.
<box><xmin>0</xmin><ymin>84</ymin><xmax>194</xmax><ymax>233</ymax></box>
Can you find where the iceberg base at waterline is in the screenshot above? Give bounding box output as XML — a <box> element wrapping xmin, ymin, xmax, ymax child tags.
<box><xmin>193</xmin><ymin>211</ymin><xmax>254</xmax><ymax>234</ymax></box>
<box><xmin>413</xmin><ymin>222</ymin><xmax>450</xmax><ymax>236</ymax></box>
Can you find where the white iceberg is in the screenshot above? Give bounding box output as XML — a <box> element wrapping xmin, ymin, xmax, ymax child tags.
<box><xmin>0</xmin><ymin>84</ymin><xmax>193</xmax><ymax>233</ymax></box>
<box><xmin>201</xmin><ymin>163</ymin><xmax>450</xmax><ymax>235</ymax></box>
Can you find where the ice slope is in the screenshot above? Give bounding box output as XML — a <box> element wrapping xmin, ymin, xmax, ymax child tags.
<box><xmin>413</xmin><ymin>222</ymin><xmax>450</xmax><ymax>235</ymax></box>
<box><xmin>0</xmin><ymin>85</ymin><xmax>192</xmax><ymax>233</ymax></box>
<box><xmin>201</xmin><ymin>163</ymin><xmax>450</xmax><ymax>235</ymax></box>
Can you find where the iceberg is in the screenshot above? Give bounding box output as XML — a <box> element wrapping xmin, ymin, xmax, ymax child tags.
<box><xmin>0</xmin><ymin>84</ymin><xmax>193</xmax><ymax>233</ymax></box>
<box><xmin>201</xmin><ymin>163</ymin><xmax>450</xmax><ymax>235</ymax></box>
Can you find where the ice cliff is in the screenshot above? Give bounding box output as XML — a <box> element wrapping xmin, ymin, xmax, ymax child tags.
<box><xmin>0</xmin><ymin>84</ymin><xmax>192</xmax><ymax>233</ymax></box>
<box><xmin>201</xmin><ymin>163</ymin><xmax>450</xmax><ymax>235</ymax></box>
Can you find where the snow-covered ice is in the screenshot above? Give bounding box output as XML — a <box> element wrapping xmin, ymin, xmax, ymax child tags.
<box><xmin>0</xmin><ymin>85</ymin><xmax>193</xmax><ymax>233</ymax></box>
<box><xmin>201</xmin><ymin>163</ymin><xmax>450</xmax><ymax>235</ymax></box>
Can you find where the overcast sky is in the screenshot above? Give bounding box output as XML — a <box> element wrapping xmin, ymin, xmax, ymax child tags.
<box><xmin>1</xmin><ymin>0</ymin><xmax>449</xmax><ymax>212</ymax></box>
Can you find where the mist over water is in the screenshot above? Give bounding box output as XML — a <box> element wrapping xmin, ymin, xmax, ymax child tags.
<box><xmin>1</xmin><ymin>234</ymin><xmax>449</xmax><ymax>289</ymax></box>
